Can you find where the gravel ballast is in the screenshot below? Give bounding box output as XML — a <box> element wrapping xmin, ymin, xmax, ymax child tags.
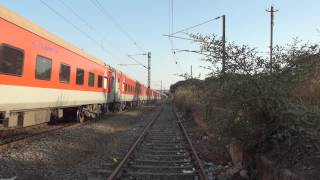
<box><xmin>0</xmin><ymin>106</ymin><xmax>159</xmax><ymax>180</ymax></box>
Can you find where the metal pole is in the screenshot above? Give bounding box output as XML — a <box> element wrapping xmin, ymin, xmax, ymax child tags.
<box><xmin>160</xmin><ymin>80</ymin><xmax>162</xmax><ymax>99</ymax></box>
<box><xmin>266</xmin><ymin>6</ymin><xmax>277</xmax><ymax>74</ymax></box>
<box><xmin>222</xmin><ymin>15</ymin><xmax>226</xmax><ymax>74</ymax></box>
<box><xmin>191</xmin><ymin>65</ymin><xmax>193</xmax><ymax>79</ymax></box>
<box><xmin>270</xmin><ymin>6</ymin><xmax>274</xmax><ymax>74</ymax></box>
<box><xmin>147</xmin><ymin>52</ymin><xmax>151</xmax><ymax>101</ymax></box>
<box><xmin>147</xmin><ymin>52</ymin><xmax>151</xmax><ymax>89</ymax></box>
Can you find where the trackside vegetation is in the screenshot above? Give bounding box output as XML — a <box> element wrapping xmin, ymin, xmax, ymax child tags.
<box><xmin>171</xmin><ymin>35</ymin><xmax>320</xmax><ymax>178</ymax></box>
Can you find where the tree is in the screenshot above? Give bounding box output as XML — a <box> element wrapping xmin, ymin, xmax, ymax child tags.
<box><xmin>188</xmin><ymin>33</ymin><xmax>264</xmax><ymax>77</ymax></box>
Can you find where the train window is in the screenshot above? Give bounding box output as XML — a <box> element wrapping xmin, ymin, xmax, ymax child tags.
<box><xmin>76</xmin><ymin>68</ymin><xmax>84</xmax><ymax>85</ymax></box>
<box><xmin>35</xmin><ymin>55</ymin><xmax>52</xmax><ymax>80</ymax></box>
<box><xmin>0</xmin><ymin>111</ymin><xmax>5</xmax><ymax>124</ymax></box>
<box><xmin>98</xmin><ymin>75</ymin><xmax>103</xmax><ymax>88</ymax></box>
<box><xmin>88</xmin><ymin>72</ymin><xmax>95</xmax><ymax>87</ymax></box>
<box><xmin>59</xmin><ymin>64</ymin><xmax>70</xmax><ymax>83</ymax></box>
<box><xmin>0</xmin><ymin>44</ymin><xmax>24</xmax><ymax>76</ymax></box>
<box><xmin>125</xmin><ymin>83</ymin><xmax>127</xmax><ymax>92</ymax></box>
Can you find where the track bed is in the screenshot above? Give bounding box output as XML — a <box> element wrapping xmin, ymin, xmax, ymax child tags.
<box><xmin>108</xmin><ymin>104</ymin><xmax>207</xmax><ymax>180</ymax></box>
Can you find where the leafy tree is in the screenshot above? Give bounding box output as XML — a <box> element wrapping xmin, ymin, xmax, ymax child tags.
<box><xmin>188</xmin><ymin>33</ymin><xmax>265</xmax><ymax>76</ymax></box>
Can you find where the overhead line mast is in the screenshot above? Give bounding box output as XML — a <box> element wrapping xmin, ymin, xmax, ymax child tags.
<box><xmin>266</xmin><ymin>5</ymin><xmax>278</xmax><ymax>74</ymax></box>
<box><xmin>222</xmin><ymin>15</ymin><xmax>226</xmax><ymax>74</ymax></box>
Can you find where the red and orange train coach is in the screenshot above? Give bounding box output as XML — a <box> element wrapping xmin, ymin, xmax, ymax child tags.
<box><xmin>0</xmin><ymin>6</ymin><xmax>159</xmax><ymax>128</ymax></box>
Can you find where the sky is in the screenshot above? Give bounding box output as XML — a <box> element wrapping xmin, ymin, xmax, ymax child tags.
<box><xmin>0</xmin><ymin>0</ymin><xmax>319</xmax><ymax>90</ymax></box>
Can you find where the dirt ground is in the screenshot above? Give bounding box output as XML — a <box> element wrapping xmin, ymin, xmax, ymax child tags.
<box><xmin>263</xmin><ymin>127</ymin><xmax>320</xmax><ymax>180</ymax></box>
<box><xmin>181</xmin><ymin>108</ymin><xmax>320</xmax><ymax>180</ymax></box>
<box><xmin>0</xmin><ymin>106</ymin><xmax>159</xmax><ymax>180</ymax></box>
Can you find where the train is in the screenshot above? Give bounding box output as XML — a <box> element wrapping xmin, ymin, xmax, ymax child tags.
<box><xmin>0</xmin><ymin>6</ymin><xmax>160</xmax><ymax>128</ymax></box>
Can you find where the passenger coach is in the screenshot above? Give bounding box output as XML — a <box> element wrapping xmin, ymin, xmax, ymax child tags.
<box><xmin>0</xmin><ymin>6</ymin><xmax>160</xmax><ymax>128</ymax></box>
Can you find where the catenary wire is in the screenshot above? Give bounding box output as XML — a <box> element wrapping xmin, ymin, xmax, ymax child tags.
<box><xmin>170</xmin><ymin>16</ymin><xmax>221</xmax><ymax>36</ymax></box>
<box><xmin>90</xmin><ymin>0</ymin><xmax>146</xmax><ymax>53</ymax></box>
<box><xmin>57</xmin><ymin>0</ymin><xmax>134</xmax><ymax>62</ymax></box>
<box><xmin>39</xmin><ymin>0</ymin><xmax>114</xmax><ymax>60</ymax></box>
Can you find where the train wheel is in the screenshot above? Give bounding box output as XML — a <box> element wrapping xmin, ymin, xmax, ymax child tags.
<box><xmin>77</xmin><ymin>108</ymin><xmax>85</xmax><ymax>123</ymax></box>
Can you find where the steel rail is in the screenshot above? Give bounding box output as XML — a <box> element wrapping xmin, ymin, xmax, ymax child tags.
<box><xmin>0</xmin><ymin>108</ymin><xmax>141</xmax><ymax>150</ymax></box>
<box><xmin>107</xmin><ymin>106</ymin><xmax>163</xmax><ymax>180</ymax></box>
<box><xmin>0</xmin><ymin>122</ymin><xmax>82</xmax><ymax>150</ymax></box>
<box><xmin>174</xmin><ymin>108</ymin><xmax>209</xmax><ymax>180</ymax></box>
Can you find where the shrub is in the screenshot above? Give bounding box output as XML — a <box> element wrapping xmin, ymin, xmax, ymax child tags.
<box><xmin>171</xmin><ymin>37</ymin><xmax>320</xmax><ymax>153</ymax></box>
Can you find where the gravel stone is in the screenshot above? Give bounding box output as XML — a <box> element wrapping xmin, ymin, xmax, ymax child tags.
<box><xmin>0</xmin><ymin>107</ymin><xmax>158</xmax><ymax>180</ymax></box>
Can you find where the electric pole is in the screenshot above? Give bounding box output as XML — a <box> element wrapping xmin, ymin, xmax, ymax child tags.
<box><xmin>160</xmin><ymin>80</ymin><xmax>162</xmax><ymax>100</ymax></box>
<box><xmin>147</xmin><ymin>52</ymin><xmax>151</xmax><ymax>101</ymax></box>
<box><xmin>190</xmin><ymin>65</ymin><xmax>193</xmax><ymax>79</ymax></box>
<box><xmin>222</xmin><ymin>15</ymin><xmax>226</xmax><ymax>74</ymax></box>
<box><xmin>126</xmin><ymin>52</ymin><xmax>151</xmax><ymax>101</ymax></box>
<box><xmin>266</xmin><ymin>5</ymin><xmax>278</xmax><ymax>74</ymax></box>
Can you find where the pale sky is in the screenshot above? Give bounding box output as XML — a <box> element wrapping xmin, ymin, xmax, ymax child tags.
<box><xmin>1</xmin><ymin>0</ymin><xmax>320</xmax><ymax>90</ymax></box>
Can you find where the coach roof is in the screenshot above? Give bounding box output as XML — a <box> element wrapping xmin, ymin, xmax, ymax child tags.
<box><xmin>0</xmin><ymin>5</ymin><xmax>106</xmax><ymax>66</ymax></box>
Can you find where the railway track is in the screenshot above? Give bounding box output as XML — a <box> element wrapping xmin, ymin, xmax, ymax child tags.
<box><xmin>0</xmin><ymin>110</ymin><xmax>127</xmax><ymax>150</ymax></box>
<box><xmin>0</xmin><ymin>106</ymin><xmax>155</xmax><ymax>151</ymax></box>
<box><xmin>0</xmin><ymin>121</ymin><xmax>80</xmax><ymax>150</ymax></box>
<box><xmin>107</xmin><ymin>104</ymin><xmax>208</xmax><ymax>180</ymax></box>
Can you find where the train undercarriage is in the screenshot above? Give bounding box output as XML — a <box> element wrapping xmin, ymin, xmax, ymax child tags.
<box><xmin>0</xmin><ymin>100</ymin><xmax>154</xmax><ymax>129</ymax></box>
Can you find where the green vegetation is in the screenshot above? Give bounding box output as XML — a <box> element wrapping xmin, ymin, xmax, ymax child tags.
<box><xmin>171</xmin><ymin>35</ymin><xmax>320</xmax><ymax>170</ymax></box>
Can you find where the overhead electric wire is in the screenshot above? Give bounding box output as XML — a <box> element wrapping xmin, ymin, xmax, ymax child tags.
<box><xmin>169</xmin><ymin>0</ymin><xmax>178</xmax><ymax>63</ymax></box>
<box><xmin>90</xmin><ymin>0</ymin><xmax>146</xmax><ymax>53</ymax></box>
<box><xmin>170</xmin><ymin>16</ymin><xmax>221</xmax><ymax>36</ymax></box>
<box><xmin>166</xmin><ymin>2</ymin><xmax>222</xmax><ymax>77</ymax></box>
<box><xmin>57</xmin><ymin>0</ymin><xmax>96</xmax><ymax>32</ymax></box>
<box><xmin>168</xmin><ymin>0</ymin><xmax>171</xmax><ymax>38</ymax></box>
<box><xmin>39</xmin><ymin>0</ymin><xmax>147</xmax><ymax>84</ymax></box>
<box><xmin>163</xmin><ymin>34</ymin><xmax>203</xmax><ymax>42</ymax></box>
<box><xmin>127</xmin><ymin>55</ymin><xmax>148</xmax><ymax>69</ymax></box>
<box><xmin>39</xmin><ymin>0</ymin><xmax>113</xmax><ymax>59</ymax></box>
<box><xmin>171</xmin><ymin>0</ymin><xmax>174</xmax><ymax>47</ymax></box>
<box><xmin>170</xmin><ymin>0</ymin><xmax>174</xmax><ymax>52</ymax></box>
<box><xmin>168</xmin><ymin>0</ymin><xmax>183</xmax><ymax>72</ymax></box>
<box><xmin>56</xmin><ymin>0</ymin><xmax>131</xmax><ymax>63</ymax></box>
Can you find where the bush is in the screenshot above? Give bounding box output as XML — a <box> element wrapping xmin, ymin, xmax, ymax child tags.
<box><xmin>171</xmin><ymin>37</ymin><xmax>320</xmax><ymax>154</ymax></box>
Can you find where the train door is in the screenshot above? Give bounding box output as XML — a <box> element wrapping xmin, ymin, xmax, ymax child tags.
<box><xmin>103</xmin><ymin>76</ymin><xmax>108</xmax><ymax>90</ymax></box>
<box><xmin>111</xmin><ymin>72</ymin><xmax>116</xmax><ymax>101</ymax></box>
<box><xmin>103</xmin><ymin>69</ymin><xmax>108</xmax><ymax>93</ymax></box>
<box><xmin>116</xmin><ymin>74</ymin><xmax>121</xmax><ymax>101</ymax></box>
